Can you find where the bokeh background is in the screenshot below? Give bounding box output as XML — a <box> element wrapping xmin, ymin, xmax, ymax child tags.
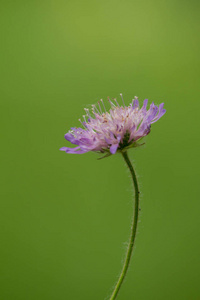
<box><xmin>1</xmin><ymin>0</ymin><xmax>200</xmax><ymax>299</ymax></box>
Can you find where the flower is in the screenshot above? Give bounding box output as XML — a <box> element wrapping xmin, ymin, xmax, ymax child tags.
<box><xmin>60</xmin><ymin>94</ymin><xmax>166</xmax><ymax>156</ymax></box>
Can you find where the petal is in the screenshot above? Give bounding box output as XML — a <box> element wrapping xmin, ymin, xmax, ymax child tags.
<box><xmin>79</xmin><ymin>137</ymin><xmax>93</xmax><ymax>145</ymax></box>
<box><xmin>132</xmin><ymin>98</ymin><xmax>139</xmax><ymax>109</ymax></box>
<box><xmin>60</xmin><ymin>146</ymin><xmax>88</xmax><ymax>154</ymax></box>
<box><xmin>64</xmin><ymin>133</ymin><xmax>74</xmax><ymax>141</ymax></box>
<box><xmin>64</xmin><ymin>133</ymin><xmax>80</xmax><ymax>145</ymax></box>
<box><xmin>110</xmin><ymin>144</ymin><xmax>119</xmax><ymax>154</ymax></box>
<box><xmin>145</xmin><ymin>104</ymin><xmax>158</xmax><ymax>123</ymax></box>
<box><xmin>128</xmin><ymin>124</ymin><xmax>136</xmax><ymax>141</ymax></box>
<box><xmin>104</xmin><ymin>136</ymin><xmax>112</xmax><ymax>144</ymax></box>
<box><xmin>142</xmin><ymin>99</ymin><xmax>148</xmax><ymax>109</ymax></box>
<box><xmin>60</xmin><ymin>147</ymin><xmax>69</xmax><ymax>151</ymax></box>
<box><xmin>135</xmin><ymin>121</ymin><xmax>150</xmax><ymax>137</ymax></box>
<box><xmin>117</xmin><ymin>135</ymin><xmax>121</xmax><ymax>142</ymax></box>
<box><xmin>151</xmin><ymin>103</ymin><xmax>166</xmax><ymax>123</ymax></box>
<box><xmin>140</xmin><ymin>99</ymin><xmax>148</xmax><ymax>113</ymax></box>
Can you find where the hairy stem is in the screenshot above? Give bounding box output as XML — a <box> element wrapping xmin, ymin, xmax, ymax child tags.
<box><xmin>109</xmin><ymin>151</ymin><xmax>140</xmax><ymax>300</ymax></box>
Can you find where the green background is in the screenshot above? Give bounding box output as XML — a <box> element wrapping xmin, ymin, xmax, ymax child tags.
<box><xmin>1</xmin><ymin>0</ymin><xmax>200</xmax><ymax>299</ymax></box>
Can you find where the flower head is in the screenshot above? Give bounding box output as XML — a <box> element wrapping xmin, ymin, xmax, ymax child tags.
<box><xmin>60</xmin><ymin>94</ymin><xmax>166</xmax><ymax>156</ymax></box>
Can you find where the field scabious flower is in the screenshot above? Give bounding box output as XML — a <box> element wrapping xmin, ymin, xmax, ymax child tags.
<box><xmin>60</xmin><ymin>94</ymin><xmax>166</xmax><ymax>300</ymax></box>
<box><xmin>60</xmin><ymin>94</ymin><xmax>166</xmax><ymax>156</ymax></box>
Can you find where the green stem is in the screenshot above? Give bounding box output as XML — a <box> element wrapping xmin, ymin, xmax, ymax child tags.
<box><xmin>109</xmin><ymin>151</ymin><xmax>140</xmax><ymax>300</ymax></box>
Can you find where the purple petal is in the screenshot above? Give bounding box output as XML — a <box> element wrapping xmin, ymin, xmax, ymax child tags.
<box><xmin>145</xmin><ymin>104</ymin><xmax>158</xmax><ymax>123</ymax></box>
<box><xmin>70</xmin><ymin>127</ymin><xmax>82</xmax><ymax>131</ymax></box>
<box><xmin>132</xmin><ymin>98</ymin><xmax>139</xmax><ymax>109</ymax></box>
<box><xmin>60</xmin><ymin>146</ymin><xmax>88</xmax><ymax>154</ymax></box>
<box><xmin>129</xmin><ymin>124</ymin><xmax>136</xmax><ymax>141</ymax></box>
<box><xmin>64</xmin><ymin>133</ymin><xmax>74</xmax><ymax>141</ymax></box>
<box><xmin>143</xmin><ymin>99</ymin><xmax>148</xmax><ymax>109</ymax></box>
<box><xmin>140</xmin><ymin>99</ymin><xmax>148</xmax><ymax>113</ymax></box>
<box><xmin>151</xmin><ymin>103</ymin><xmax>166</xmax><ymax>123</ymax></box>
<box><xmin>60</xmin><ymin>147</ymin><xmax>69</xmax><ymax>151</ymax></box>
<box><xmin>110</xmin><ymin>144</ymin><xmax>119</xmax><ymax>154</ymax></box>
<box><xmin>79</xmin><ymin>137</ymin><xmax>93</xmax><ymax>145</ymax></box>
<box><xmin>104</xmin><ymin>136</ymin><xmax>112</xmax><ymax>144</ymax></box>
<box><xmin>136</xmin><ymin>121</ymin><xmax>150</xmax><ymax>137</ymax></box>
<box><xmin>65</xmin><ymin>133</ymin><xmax>80</xmax><ymax>145</ymax></box>
<box><xmin>117</xmin><ymin>135</ymin><xmax>121</xmax><ymax>142</ymax></box>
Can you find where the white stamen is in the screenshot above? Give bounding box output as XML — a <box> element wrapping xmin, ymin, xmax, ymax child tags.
<box><xmin>79</xmin><ymin>118</ymin><xmax>86</xmax><ymax>128</ymax></box>
<box><xmin>100</xmin><ymin>99</ymin><xmax>106</xmax><ymax>112</ymax></box>
<box><xmin>98</xmin><ymin>101</ymin><xmax>102</xmax><ymax>114</ymax></box>
<box><xmin>108</xmin><ymin>97</ymin><xmax>116</xmax><ymax>107</ymax></box>
<box><xmin>91</xmin><ymin>108</ymin><xmax>96</xmax><ymax>116</ymax></box>
<box><xmin>120</xmin><ymin>93</ymin><xmax>125</xmax><ymax>107</ymax></box>
<box><xmin>92</xmin><ymin>104</ymin><xmax>100</xmax><ymax>114</ymax></box>
<box><xmin>84</xmin><ymin>108</ymin><xmax>91</xmax><ymax>117</ymax></box>
<box><xmin>114</xmin><ymin>98</ymin><xmax>120</xmax><ymax>107</ymax></box>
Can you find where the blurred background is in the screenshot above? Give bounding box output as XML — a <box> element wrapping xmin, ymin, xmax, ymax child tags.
<box><xmin>1</xmin><ymin>0</ymin><xmax>200</xmax><ymax>299</ymax></box>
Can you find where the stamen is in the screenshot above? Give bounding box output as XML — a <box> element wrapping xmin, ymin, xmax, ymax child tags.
<box><xmin>98</xmin><ymin>101</ymin><xmax>102</xmax><ymax>114</ymax></box>
<box><xmin>108</xmin><ymin>97</ymin><xmax>116</xmax><ymax>107</ymax></box>
<box><xmin>120</xmin><ymin>93</ymin><xmax>125</xmax><ymax>107</ymax></box>
<box><xmin>114</xmin><ymin>98</ymin><xmax>120</xmax><ymax>107</ymax></box>
<box><xmin>91</xmin><ymin>107</ymin><xmax>96</xmax><ymax>116</ymax></box>
<box><xmin>79</xmin><ymin>118</ymin><xmax>87</xmax><ymax>128</ymax></box>
<box><xmin>92</xmin><ymin>104</ymin><xmax>100</xmax><ymax>114</ymax></box>
<box><xmin>84</xmin><ymin>108</ymin><xmax>91</xmax><ymax>117</ymax></box>
<box><xmin>100</xmin><ymin>99</ymin><xmax>106</xmax><ymax>112</ymax></box>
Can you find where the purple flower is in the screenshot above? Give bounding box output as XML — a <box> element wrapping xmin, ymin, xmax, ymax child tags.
<box><xmin>60</xmin><ymin>94</ymin><xmax>166</xmax><ymax>156</ymax></box>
